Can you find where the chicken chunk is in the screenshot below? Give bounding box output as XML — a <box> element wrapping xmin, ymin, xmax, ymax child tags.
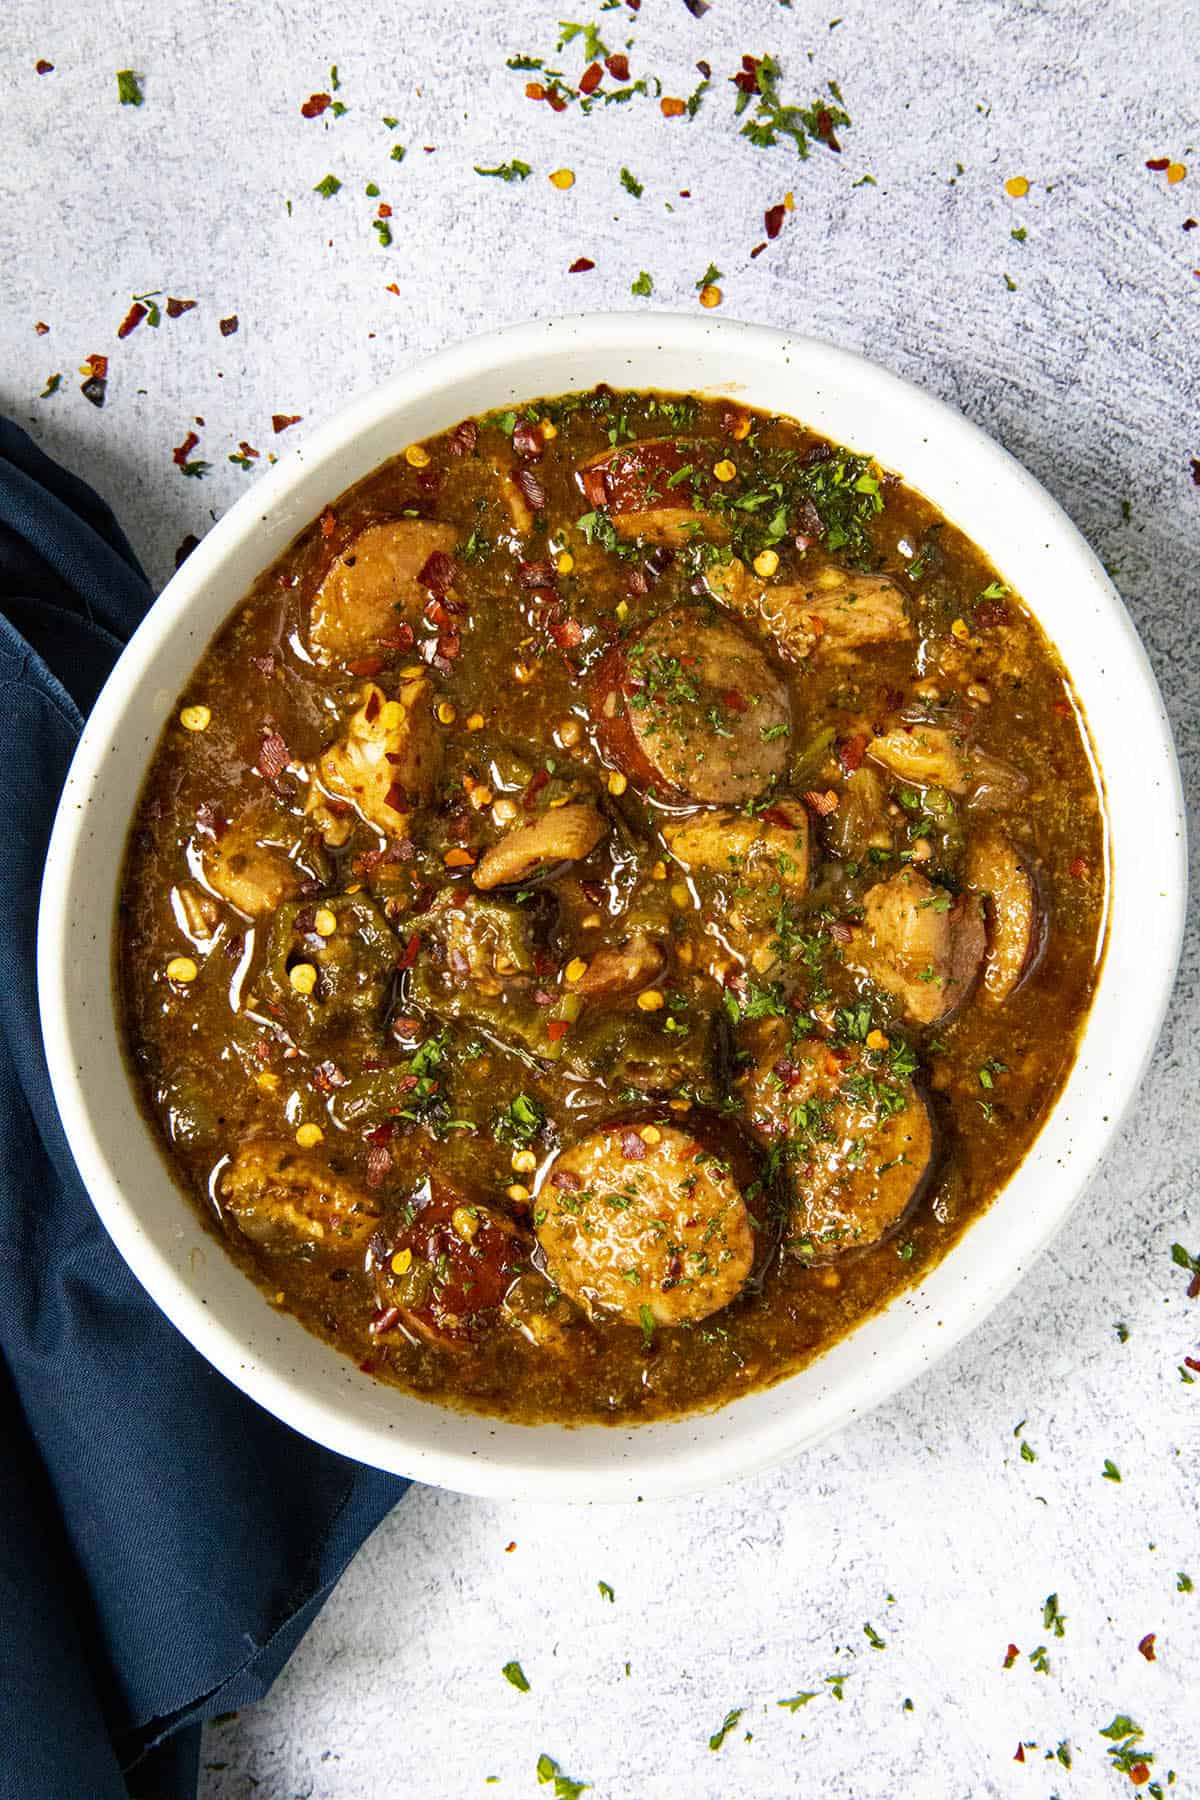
<box><xmin>369</xmin><ymin>1183</ymin><xmax>527</xmax><ymax>1348</ymax></box>
<box><xmin>219</xmin><ymin>1140</ymin><xmax>381</xmax><ymax>1257</ymax></box>
<box><xmin>592</xmin><ymin>607</ymin><xmax>791</xmax><ymax>806</ymax></box>
<box><xmin>308</xmin><ymin>675</ymin><xmax>442</xmax><ymax>840</ymax></box>
<box><xmin>578</xmin><ymin>439</ymin><xmax>727</xmax><ymax>546</ymax></box>
<box><xmin>705</xmin><ymin>558</ymin><xmax>912</xmax><ymax>664</ymax></box>
<box><xmin>847</xmin><ymin>869</ymin><xmax>986</xmax><ymax>1026</ymax></box>
<box><xmin>536</xmin><ymin>1122</ymin><xmax>756</xmax><ymax>1326</ymax></box>
<box><xmin>473</xmin><ymin>802</ymin><xmax>608</xmax><ymax>891</ymax></box>
<box><xmin>573</xmin><ymin>930</ymin><xmax>666</xmax><ymax>998</ymax></box>
<box><xmin>664</xmin><ymin>798</ymin><xmax>811</xmax><ymax>894</ymax></box>
<box><xmin>410</xmin><ymin>891</ymin><xmax>555</xmax><ymax>1056</ymax></box>
<box><xmin>868</xmin><ymin>724</ymin><xmax>972</xmax><ymax>795</ymax></box>
<box><xmin>736</xmin><ymin>1019</ymin><xmax>934</xmax><ymax>1259</ymax></box>
<box><xmin>202</xmin><ymin>816</ymin><xmax>302</xmax><ymax>918</ymax></box>
<box><xmin>966</xmin><ymin>833</ymin><xmax>1046</xmax><ymax>1002</ymax></box>
<box><xmin>308</xmin><ymin>519</ymin><xmax>458</xmax><ymax>666</ymax></box>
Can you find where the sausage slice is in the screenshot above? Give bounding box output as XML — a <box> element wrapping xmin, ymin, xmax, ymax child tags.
<box><xmin>592</xmin><ymin>608</ymin><xmax>791</xmax><ymax>805</ymax></box>
<box><xmin>737</xmin><ymin>1020</ymin><xmax>934</xmax><ymax>1258</ymax></box>
<box><xmin>370</xmin><ymin>1183</ymin><xmax>527</xmax><ymax>1348</ymax></box>
<box><xmin>966</xmin><ymin>832</ymin><xmax>1046</xmax><ymax>1001</ymax></box>
<box><xmin>309</xmin><ymin>519</ymin><xmax>458</xmax><ymax>665</ymax></box>
<box><xmin>536</xmin><ymin>1122</ymin><xmax>756</xmax><ymax>1326</ymax></box>
<box><xmin>847</xmin><ymin>868</ymin><xmax>986</xmax><ymax>1026</ymax></box>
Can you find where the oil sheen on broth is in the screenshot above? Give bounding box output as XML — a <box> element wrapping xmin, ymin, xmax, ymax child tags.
<box><xmin>117</xmin><ymin>387</ymin><xmax>1106</xmax><ymax>1425</ymax></box>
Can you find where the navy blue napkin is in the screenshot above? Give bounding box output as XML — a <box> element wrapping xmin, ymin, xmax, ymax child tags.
<box><xmin>0</xmin><ymin>419</ymin><xmax>406</xmax><ymax>1800</ymax></box>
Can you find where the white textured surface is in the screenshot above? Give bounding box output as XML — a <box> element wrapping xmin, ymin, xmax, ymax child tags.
<box><xmin>3</xmin><ymin>1</ymin><xmax>1198</xmax><ymax>1795</ymax></box>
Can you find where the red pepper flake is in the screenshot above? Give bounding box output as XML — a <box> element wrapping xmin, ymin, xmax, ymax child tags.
<box><xmin>346</xmin><ymin>655</ymin><xmax>384</xmax><ymax>677</ymax></box>
<box><xmin>378</xmin><ymin>202</ymin><xmax>393</xmax><ymax>219</ymax></box>
<box><xmin>764</xmin><ymin>203</ymin><xmax>786</xmax><ymax>239</ymax></box>
<box><xmin>172</xmin><ymin>430</ymin><xmax>200</xmax><ymax>467</ymax></box>
<box><xmin>1002</xmin><ymin>1643</ymin><xmax>1020</xmax><ymax>1669</ymax></box>
<box><xmin>1145</xmin><ymin>157</ymin><xmax>1170</xmax><ymax>171</ymax></box>
<box><xmin>301</xmin><ymin>91</ymin><xmax>332</xmax><ymax>117</ymax></box>
<box><xmin>504</xmin><ymin>1540</ymin><xmax>517</xmax><ymax>1552</ymax></box>
<box><xmin>1069</xmin><ymin>855</ymin><xmax>1089</xmax><ymax>879</ymax></box>
<box><xmin>1130</xmin><ymin>1766</ymin><xmax>1151</xmax><ymax>1787</ymax></box>
<box><xmin>525</xmin><ymin>81</ymin><xmax>546</xmax><ymax>100</ymax></box>
<box><xmin>272</xmin><ymin>413</ymin><xmax>301</xmax><ymax>433</ymax></box>
<box><xmin>250</xmin><ymin>653</ymin><xmax>276</xmax><ymax>678</ymax></box>
<box><xmin>1191</xmin><ymin>458</ymin><xmax>1200</xmax><ymax>485</ymax></box>
<box><xmin>365</xmin><ymin>1143</ymin><xmax>393</xmax><ymax>1188</ymax></box>
<box><xmin>36</xmin><ymin>59</ymin><xmax>54</xmax><ymax>74</ymax></box>
<box><xmin>1185</xmin><ymin>1355</ymin><xmax>1200</xmax><ymax>1372</ymax></box>
<box><xmin>419</xmin><ymin>549</ymin><xmax>458</xmax><ymax>596</ymax></box>
<box><xmin>450</xmin><ymin>419</ymin><xmax>478</xmax><ymax>456</ymax></box>
<box><xmin>1137</xmin><ymin>1632</ymin><xmax>1157</xmax><ymax>1661</ymax></box>
<box><xmin>546</xmin><ymin>87</ymin><xmax>569</xmax><ymax>113</ymax></box>
<box><xmin>256</xmin><ymin>731</ymin><xmax>290</xmax><ymax>782</ymax></box>
<box><xmin>318</xmin><ymin>506</ymin><xmax>337</xmax><ymax>538</ymax></box>
<box><xmin>384</xmin><ymin>780</ymin><xmax>413</xmax><ymax>814</ymax></box>
<box><xmin>516</xmin><ymin>466</ymin><xmax>547</xmax><ymax>511</ymax></box>
<box><xmin>550</xmin><ymin>617</ymin><xmax>583</xmax><ymax>649</ymax></box>
<box><xmin>512</xmin><ymin>419</ymin><xmax>545</xmax><ymax>460</ymax></box>
<box><xmin>838</xmin><ymin>734</ymin><xmax>867</xmax><ymax>774</ymax></box>
<box><xmin>368</xmin><ymin>1118</ymin><xmax>398</xmax><ymax>1146</ymax></box>
<box><xmin>720</xmin><ymin>688</ymin><xmax>748</xmax><ymax>714</ymax></box>
<box><xmin>620</xmin><ymin>1128</ymin><xmax>648</xmax><ymax>1161</ymax></box>
<box><xmin>396</xmin><ymin>931</ymin><xmax>422</xmax><ymax>970</ymax></box>
<box><xmin>34</xmin><ymin>320</ymin><xmax>50</xmax><ymax>335</ymax></box>
<box><xmin>1013</xmin><ymin>1743</ymin><xmax>1025</xmax><ymax>1763</ymax></box>
<box><xmin>219</xmin><ymin>314</ymin><xmax>239</xmax><ymax>336</ymax></box>
<box><xmin>579</xmin><ymin>61</ymin><xmax>603</xmax><ymax>95</ymax></box>
<box><xmin>85</xmin><ymin>353</ymin><xmax>108</xmax><ymax>380</ymax></box>
<box><xmin>803</xmin><ymin>788</ymin><xmax>840</xmax><ymax>816</ymax></box>
<box><xmin>312</xmin><ymin>1060</ymin><xmax>348</xmax><ymax>1094</ymax></box>
<box><xmin>605</xmin><ymin>52</ymin><xmax>630</xmax><ymax>81</ymax></box>
<box><xmin>828</xmin><ymin>919</ymin><xmax>853</xmax><ymax>946</ymax></box>
<box><xmin>364</xmin><ymin>688</ymin><xmax>382</xmax><ymax>724</ymax></box>
<box><xmin>113</xmin><ymin>302</ymin><xmax>145</xmax><ymax>341</ymax></box>
<box><xmin>568</xmin><ymin>256</ymin><xmax>595</xmax><ymax>273</ymax></box>
<box><xmin>750</xmin><ymin>243</ymin><xmax>767</xmax><ymax>259</ymax></box>
<box><xmin>551</xmin><ymin>1167</ymin><xmax>581</xmax><ymax>1191</ymax></box>
<box><xmin>166</xmin><ymin>296</ymin><xmax>196</xmax><ymax>317</ymax></box>
<box><xmin>660</xmin><ymin>95</ymin><xmax>686</xmax><ymax>117</ymax></box>
<box><xmin>546</xmin><ymin>1018</ymin><xmax>571</xmax><ymax>1043</ymax></box>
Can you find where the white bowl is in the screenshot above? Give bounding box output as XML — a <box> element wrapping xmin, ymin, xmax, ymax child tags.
<box><xmin>37</xmin><ymin>314</ymin><xmax>1186</xmax><ymax>1502</ymax></box>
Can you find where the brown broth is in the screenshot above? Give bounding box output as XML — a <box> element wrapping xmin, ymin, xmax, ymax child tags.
<box><xmin>117</xmin><ymin>387</ymin><xmax>1106</xmax><ymax>1424</ymax></box>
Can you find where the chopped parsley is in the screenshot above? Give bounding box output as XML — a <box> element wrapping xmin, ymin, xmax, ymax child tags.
<box><xmin>863</xmin><ymin>1622</ymin><xmax>886</xmax><ymax>1649</ymax></box>
<box><xmin>38</xmin><ymin>373</ymin><xmax>62</xmax><ymax>399</ymax></box>
<box><xmin>536</xmin><ymin>1753</ymin><xmax>590</xmax><ymax>1799</ymax></box>
<box><xmin>474</xmin><ymin>160</ymin><xmax>533</xmax><ymax>182</ymax></box>
<box><xmin>639</xmin><ymin>1303</ymin><xmax>655</xmax><ymax>1348</ymax></box>
<box><xmin>502</xmin><ymin>1660</ymin><xmax>530</xmax><ymax>1691</ymax></box>
<box><xmin>630</xmin><ymin>270</ymin><xmax>654</xmax><ymax>297</ymax></box>
<box><xmin>708</xmin><ymin>1706</ymin><xmax>744</xmax><ymax>1750</ymax></box>
<box><xmin>1102</xmin><ymin>1458</ymin><xmax>1122</xmax><ymax>1482</ymax></box>
<box><xmin>777</xmin><ymin>1691</ymin><xmax>819</xmax><ymax>1711</ymax></box>
<box><xmin>494</xmin><ymin>1093</ymin><xmax>546</xmax><ymax>1147</ymax></box>
<box><xmin>1043</xmin><ymin>1592</ymin><xmax>1067</xmax><ymax>1637</ymax></box>
<box><xmin>695</xmin><ymin>261</ymin><xmax>723</xmax><ymax>289</ymax></box>
<box><xmin>620</xmin><ymin>167</ymin><xmax>643</xmax><ymax>197</ymax></box>
<box><xmin>597</xmin><ymin>1581</ymin><xmax>615</xmax><ymax>1602</ymax></box>
<box><xmin>116</xmin><ymin>69</ymin><xmax>143</xmax><ymax>106</ymax></box>
<box><xmin>556</xmin><ymin>20</ymin><xmax>610</xmax><ymax>60</ymax></box>
<box><xmin>1177</xmin><ymin>1571</ymin><xmax>1193</xmax><ymax>1592</ymax></box>
<box><xmin>1028</xmin><ymin>1644</ymin><xmax>1050</xmax><ymax>1674</ymax></box>
<box><xmin>313</xmin><ymin>173</ymin><xmax>342</xmax><ymax>198</ymax></box>
<box><xmin>733</xmin><ymin>56</ymin><xmax>850</xmax><ymax>159</ymax></box>
<box><xmin>1099</xmin><ymin>1716</ymin><xmax>1153</xmax><ymax>1780</ymax></box>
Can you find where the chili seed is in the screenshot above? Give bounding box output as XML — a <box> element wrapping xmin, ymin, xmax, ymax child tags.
<box><xmin>564</xmin><ymin>957</ymin><xmax>589</xmax><ymax>983</ymax></box>
<box><xmin>607</xmin><ymin>771</ymin><xmax>628</xmax><ymax>796</ymax></box>
<box><xmin>166</xmin><ymin>956</ymin><xmax>198</xmax><ymax>983</ymax></box>
<box><xmin>639</xmin><ymin>1125</ymin><xmax>661</xmax><ymax>1145</ymax></box>
<box><xmin>289</xmin><ymin>962</ymin><xmax>318</xmax><ymax>994</ymax></box>
<box><xmin>313</xmin><ymin>907</ymin><xmax>337</xmax><ymax>937</ymax></box>
<box><xmin>295</xmin><ymin>1122</ymin><xmax>324</xmax><ymax>1148</ymax></box>
<box><xmin>507</xmin><ymin>1183</ymin><xmax>531</xmax><ymax>1203</ymax></box>
<box><xmin>466</xmin><ymin>712</ymin><xmax>486</xmax><ymax>731</ymax></box>
<box><xmin>404</xmin><ymin>443</ymin><xmax>431</xmax><ymax>467</ymax></box>
<box><xmin>712</xmin><ymin>458</ymin><xmax>737</xmax><ymax>482</ymax></box>
<box><xmin>556</xmin><ymin>551</ymin><xmax>575</xmax><ymax>575</ymax></box>
<box><xmin>436</xmin><ymin>700</ymin><xmax>457</xmax><ymax>725</ymax></box>
<box><xmin>1005</xmin><ymin>175</ymin><xmax>1030</xmax><ymax>197</ymax></box>
<box><xmin>391</xmin><ymin>1248</ymin><xmax>413</xmax><ymax>1274</ymax></box>
<box><xmin>549</xmin><ymin>168</ymin><xmax>575</xmax><ymax>189</ymax></box>
<box><xmin>636</xmin><ymin>989</ymin><xmax>665</xmax><ymax>1012</ymax></box>
<box><xmin>698</xmin><ymin>284</ymin><xmax>722</xmax><ymax>308</ymax></box>
<box><xmin>511</xmin><ymin>1149</ymin><xmax>538</xmax><ymax>1173</ymax></box>
<box><xmin>179</xmin><ymin>704</ymin><xmax>211</xmax><ymax>732</ymax></box>
<box><xmin>752</xmin><ymin>549</ymin><xmax>780</xmax><ymax>578</ymax></box>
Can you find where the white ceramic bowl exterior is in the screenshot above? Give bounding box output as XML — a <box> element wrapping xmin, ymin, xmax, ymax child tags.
<box><xmin>37</xmin><ymin>316</ymin><xmax>1186</xmax><ymax>1501</ymax></box>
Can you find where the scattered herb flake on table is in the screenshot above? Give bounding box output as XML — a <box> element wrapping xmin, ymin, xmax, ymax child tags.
<box><xmin>777</xmin><ymin>1691</ymin><xmax>819</xmax><ymax>1711</ymax></box>
<box><xmin>597</xmin><ymin>1580</ymin><xmax>615</xmax><ymax>1602</ymax></box>
<box><xmin>474</xmin><ymin>160</ymin><xmax>532</xmax><ymax>182</ymax></box>
<box><xmin>731</xmin><ymin>55</ymin><xmax>849</xmax><ymax>157</ymax></box>
<box><xmin>620</xmin><ymin>167</ymin><xmax>643</xmax><ymax>196</ymax></box>
<box><xmin>1043</xmin><ymin>1592</ymin><xmax>1067</xmax><ymax>1637</ymax></box>
<box><xmin>708</xmin><ymin>1706</ymin><xmax>744</xmax><ymax>1750</ymax></box>
<box><xmin>116</xmin><ymin>69</ymin><xmax>143</xmax><ymax>106</ymax></box>
<box><xmin>1102</xmin><ymin>1458</ymin><xmax>1122</xmax><ymax>1482</ymax></box>
<box><xmin>536</xmin><ymin>1753</ymin><xmax>590</xmax><ymax>1798</ymax></box>
<box><xmin>313</xmin><ymin>173</ymin><xmax>342</xmax><ymax>197</ymax></box>
<box><xmin>1178</xmin><ymin>1572</ymin><xmax>1193</xmax><ymax>1592</ymax></box>
<box><xmin>502</xmin><ymin>1659</ymin><xmax>530</xmax><ymax>1691</ymax></box>
<box><xmin>864</xmin><ymin>1622</ymin><xmax>886</xmax><ymax>1649</ymax></box>
<box><xmin>39</xmin><ymin>373</ymin><xmax>62</xmax><ymax>399</ymax></box>
<box><xmin>631</xmin><ymin>270</ymin><xmax>653</xmax><ymax>296</ymax></box>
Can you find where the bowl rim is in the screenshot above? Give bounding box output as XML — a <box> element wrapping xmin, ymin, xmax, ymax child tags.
<box><xmin>36</xmin><ymin>312</ymin><xmax>1188</xmax><ymax>1501</ymax></box>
